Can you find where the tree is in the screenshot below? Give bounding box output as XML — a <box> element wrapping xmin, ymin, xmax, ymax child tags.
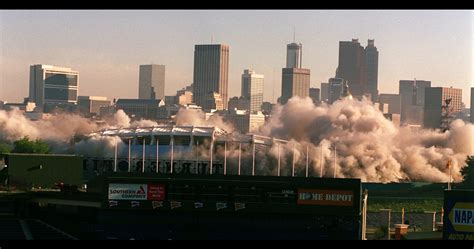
<box><xmin>11</xmin><ymin>137</ymin><xmax>50</xmax><ymax>154</ymax></box>
<box><xmin>460</xmin><ymin>156</ymin><xmax>474</xmax><ymax>189</ymax></box>
<box><xmin>0</xmin><ymin>143</ymin><xmax>12</xmax><ymax>158</ymax></box>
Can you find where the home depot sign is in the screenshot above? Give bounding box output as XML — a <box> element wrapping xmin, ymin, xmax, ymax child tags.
<box><xmin>297</xmin><ymin>189</ymin><xmax>354</xmax><ymax>206</ymax></box>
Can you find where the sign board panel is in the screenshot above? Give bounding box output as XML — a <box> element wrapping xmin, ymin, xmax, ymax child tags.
<box><xmin>147</xmin><ymin>184</ymin><xmax>166</xmax><ymax>200</ymax></box>
<box><xmin>108</xmin><ymin>183</ymin><xmax>165</xmax><ymax>200</ymax></box>
<box><xmin>443</xmin><ymin>190</ymin><xmax>474</xmax><ymax>240</ymax></box>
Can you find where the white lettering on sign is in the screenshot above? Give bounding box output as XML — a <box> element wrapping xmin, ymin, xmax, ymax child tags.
<box><xmin>108</xmin><ymin>184</ymin><xmax>147</xmax><ymax>200</ymax></box>
<box><xmin>325</xmin><ymin>194</ymin><xmax>353</xmax><ymax>202</ymax></box>
<box><xmin>297</xmin><ymin>189</ymin><xmax>354</xmax><ymax>206</ymax></box>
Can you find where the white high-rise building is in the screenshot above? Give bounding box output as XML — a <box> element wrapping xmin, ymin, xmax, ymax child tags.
<box><xmin>29</xmin><ymin>64</ymin><xmax>79</xmax><ymax>112</ymax></box>
<box><xmin>241</xmin><ymin>69</ymin><xmax>264</xmax><ymax>113</ymax></box>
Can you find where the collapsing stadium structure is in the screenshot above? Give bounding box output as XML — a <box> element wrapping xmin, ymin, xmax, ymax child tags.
<box><xmin>81</xmin><ymin>125</ymin><xmax>315</xmax><ymax>180</ymax></box>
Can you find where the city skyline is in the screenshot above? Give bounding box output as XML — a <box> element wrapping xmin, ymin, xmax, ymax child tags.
<box><xmin>0</xmin><ymin>10</ymin><xmax>472</xmax><ymax>106</ymax></box>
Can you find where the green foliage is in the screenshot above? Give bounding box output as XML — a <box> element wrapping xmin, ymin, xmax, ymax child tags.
<box><xmin>0</xmin><ymin>143</ymin><xmax>12</xmax><ymax>157</ymax></box>
<box><xmin>460</xmin><ymin>156</ymin><xmax>474</xmax><ymax>189</ymax></box>
<box><xmin>368</xmin><ymin>198</ymin><xmax>443</xmax><ymax>212</ymax></box>
<box><xmin>11</xmin><ymin>137</ymin><xmax>50</xmax><ymax>154</ymax></box>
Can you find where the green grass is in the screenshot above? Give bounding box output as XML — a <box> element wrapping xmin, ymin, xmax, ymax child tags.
<box><xmin>368</xmin><ymin>197</ymin><xmax>443</xmax><ymax>212</ymax></box>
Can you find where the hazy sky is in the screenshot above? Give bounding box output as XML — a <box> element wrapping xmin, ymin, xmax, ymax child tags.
<box><xmin>0</xmin><ymin>10</ymin><xmax>473</xmax><ymax>106</ymax></box>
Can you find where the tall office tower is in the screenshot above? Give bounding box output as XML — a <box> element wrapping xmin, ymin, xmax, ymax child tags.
<box><xmin>364</xmin><ymin>39</ymin><xmax>379</xmax><ymax>102</ymax></box>
<box><xmin>280</xmin><ymin>42</ymin><xmax>310</xmax><ymax>105</ymax></box>
<box><xmin>336</xmin><ymin>39</ymin><xmax>366</xmax><ymax>98</ymax></box>
<box><xmin>423</xmin><ymin>87</ymin><xmax>462</xmax><ymax>129</ymax></box>
<box><xmin>328</xmin><ymin>78</ymin><xmax>344</xmax><ymax>104</ymax></box>
<box><xmin>286</xmin><ymin>43</ymin><xmax>302</xmax><ymax>68</ymax></box>
<box><xmin>138</xmin><ymin>64</ymin><xmax>165</xmax><ymax>100</ymax></box>
<box><xmin>241</xmin><ymin>69</ymin><xmax>264</xmax><ymax>113</ymax></box>
<box><xmin>280</xmin><ymin>68</ymin><xmax>311</xmax><ymax>105</ymax></box>
<box><xmin>309</xmin><ymin>88</ymin><xmax>320</xmax><ymax>104</ymax></box>
<box><xmin>321</xmin><ymin>83</ymin><xmax>329</xmax><ymax>102</ymax></box>
<box><xmin>399</xmin><ymin>79</ymin><xmax>431</xmax><ymax>125</ymax></box>
<box><xmin>193</xmin><ymin>44</ymin><xmax>229</xmax><ymax>109</ymax></box>
<box><xmin>471</xmin><ymin>87</ymin><xmax>474</xmax><ymax>123</ymax></box>
<box><xmin>29</xmin><ymin>64</ymin><xmax>79</xmax><ymax>112</ymax></box>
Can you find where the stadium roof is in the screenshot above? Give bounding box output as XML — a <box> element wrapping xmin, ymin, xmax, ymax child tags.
<box><xmin>88</xmin><ymin>125</ymin><xmax>288</xmax><ymax>145</ymax></box>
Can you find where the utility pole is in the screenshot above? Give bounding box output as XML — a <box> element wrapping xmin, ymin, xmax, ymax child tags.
<box><xmin>361</xmin><ymin>189</ymin><xmax>369</xmax><ymax>240</ymax></box>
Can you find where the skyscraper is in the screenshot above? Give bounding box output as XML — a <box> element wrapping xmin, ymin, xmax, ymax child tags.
<box><xmin>280</xmin><ymin>42</ymin><xmax>310</xmax><ymax>105</ymax></box>
<box><xmin>399</xmin><ymin>79</ymin><xmax>431</xmax><ymax>125</ymax></box>
<box><xmin>364</xmin><ymin>39</ymin><xmax>379</xmax><ymax>102</ymax></box>
<box><xmin>423</xmin><ymin>87</ymin><xmax>462</xmax><ymax>129</ymax></box>
<box><xmin>241</xmin><ymin>69</ymin><xmax>264</xmax><ymax>113</ymax></box>
<box><xmin>139</xmin><ymin>64</ymin><xmax>165</xmax><ymax>100</ymax></box>
<box><xmin>280</xmin><ymin>68</ymin><xmax>310</xmax><ymax>105</ymax></box>
<box><xmin>336</xmin><ymin>39</ymin><xmax>366</xmax><ymax>98</ymax></box>
<box><xmin>286</xmin><ymin>43</ymin><xmax>302</xmax><ymax>68</ymax></box>
<box><xmin>193</xmin><ymin>44</ymin><xmax>229</xmax><ymax>109</ymax></box>
<box><xmin>29</xmin><ymin>64</ymin><xmax>79</xmax><ymax>112</ymax></box>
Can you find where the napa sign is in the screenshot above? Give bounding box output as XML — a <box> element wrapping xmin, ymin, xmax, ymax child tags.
<box><xmin>443</xmin><ymin>190</ymin><xmax>474</xmax><ymax>240</ymax></box>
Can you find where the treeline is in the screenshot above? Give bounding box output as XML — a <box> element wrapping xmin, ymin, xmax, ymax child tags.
<box><xmin>0</xmin><ymin>136</ymin><xmax>50</xmax><ymax>158</ymax></box>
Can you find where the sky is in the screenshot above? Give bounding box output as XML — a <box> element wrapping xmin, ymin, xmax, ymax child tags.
<box><xmin>0</xmin><ymin>10</ymin><xmax>473</xmax><ymax>106</ymax></box>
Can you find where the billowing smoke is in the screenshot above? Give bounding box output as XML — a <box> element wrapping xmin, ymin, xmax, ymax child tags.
<box><xmin>0</xmin><ymin>108</ymin><xmax>98</xmax><ymax>144</ymax></box>
<box><xmin>258</xmin><ymin>97</ymin><xmax>474</xmax><ymax>183</ymax></box>
<box><xmin>75</xmin><ymin>135</ymin><xmax>122</xmax><ymax>158</ymax></box>
<box><xmin>2</xmin><ymin>98</ymin><xmax>472</xmax><ymax>183</ymax></box>
<box><xmin>174</xmin><ymin>108</ymin><xmax>235</xmax><ymax>133</ymax></box>
<box><xmin>0</xmin><ymin>108</ymin><xmax>159</xmax><ymax>153</ymax></box>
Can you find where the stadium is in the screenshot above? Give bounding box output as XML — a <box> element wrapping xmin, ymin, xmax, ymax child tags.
<box><xmin>0</xmin><ymin>125</ymin><xmax>367</xmax><ymax>240</ymax></box>
<box><xmin>81</xmin><ymin>125</ymin><xmax>312</xmax><ymax>180</ymax></box>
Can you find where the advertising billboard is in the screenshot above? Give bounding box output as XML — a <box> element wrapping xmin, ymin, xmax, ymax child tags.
<box><xmin>443</xmin><ymin>190</ymin><xmax>474</xmax><ymax>240</ymax></box>
<box><xmin>108</xmin><ymin>183</ymin><xmax>165</xmax><ymax>200</ymax></box>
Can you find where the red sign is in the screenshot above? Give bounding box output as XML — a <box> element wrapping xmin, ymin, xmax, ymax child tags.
<box><xmin>297</xmin><ymin>189</ymin><xmax>354</xmax><ymax>206</ymax></box>
<box><xmin>147</xmin><ymin>184</ymin><xmax>166</xmax><ymax>200</ymax></box>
